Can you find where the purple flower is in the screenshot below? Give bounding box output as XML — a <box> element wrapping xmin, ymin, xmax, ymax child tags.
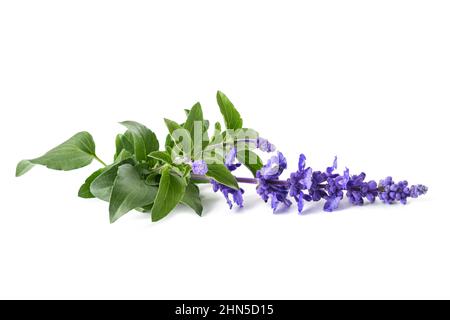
<box><xmin>225</xmin><ymin>147</ymin><xmax>241</xmax><ymax>171</ymax></box>
<box><xmin>208</xmin><ymin>146</ymin><xmax>429</xmax><ymax>214</ymax></box>
<box><xmin>258</xmin><ymin>152</ymin><xmax>287</xmax><ymax>179</ymax></box>
<box><xmin>307</xmin><ymin>170</ymin><xmax>329</xmax><ymax>202</ymax></box>
<box><xmin>288</xmin><ymin>154</ymin><xmax>313</xmax><ymax>213</ymax></box>
<box><xmin>256</xmin><ymin>137</ymin><xmax>276</xmax><ymax>153</ymax></box>
<box><xmin>323</xmin><ymin>196</ymin><xmax>341</xmax><ymax>212</ymax></box>
<box><xmin>290</xmin><ymin>156</ymin><xmax>349</xmax><ymax>212</ymax></box>
<box><xmin>324</xmin><ymin>165</ymin><xmax>350</xmax><ymax>212</ymax></box>
<box><xmin>256</xmin><ymin>152</ymin><xmax>291</xmax><ymax>212</ymax></box>
<box><xmin>211</xmin><ymin>179</ymin><xmax>245</xmax><ymax>209</ymax></box>
<box><xmin>304</xmin><ymin>157</ymin><xmax>341</xmax><ymax>205</ymax></box>
<box><xmin>326</xmin><ymin>156</ymin><xmax>338</xmax><ymax>175</ymax></box>
<box><xmin>191</xmin><ymin>160</ymin><xmax>208</xmax><ymax>175</ymax></box>
<box><xmin>346</xmin><ymin>172</ymin><xmax>378</xmax><ymax>205</ymax></box>
<box><xmin>211</xmin><ymin>147</ymin><xmax>244</xmax><ymax>209</ymax></box>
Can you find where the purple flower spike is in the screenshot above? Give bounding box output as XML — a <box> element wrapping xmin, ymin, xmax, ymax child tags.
<box><xmin>192</xmin><ymin>160</ymin><xmax>208</xmax><ymax>175</ymax></box>
<box><xmin>212</xmin><ymin>147</ymin><xmax>428</xmax><ymax>214</ymax></box>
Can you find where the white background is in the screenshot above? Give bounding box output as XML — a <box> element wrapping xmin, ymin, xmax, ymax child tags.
<box><xmin>0</xmin><ymin>1</ymin><xmax>449</xmax><ymax>299</ymax></box>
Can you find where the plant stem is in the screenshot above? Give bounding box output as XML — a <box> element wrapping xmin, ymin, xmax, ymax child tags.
<box><xmin>94</xmin><ymin>155</ymin><xmax>107</xmax><ymax>167</ymax></box>
<box><xmin>190</xmin><ymin>174</ymin><xmax>210</xmax><ymax>183</ymax></box>
<box><xmin>206</xmin><ymin>138</ymin><xmax>257</xmax><ymax>151</ymax></box>
<box><xmin>191</xmin><ymin>174</ymin><xmax>289</xmax><ymax>186</ymax></box>
<box><xmin>236</xmin><ymin>177</ymin><xmax>258</xmax><ymax>184</ymax></box>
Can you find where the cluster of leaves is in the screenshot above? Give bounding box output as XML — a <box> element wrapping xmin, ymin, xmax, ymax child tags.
<box><xmin>16</xmin><ymin>91</ymin><xmax>264</xmax><ymax>223</ymax></box>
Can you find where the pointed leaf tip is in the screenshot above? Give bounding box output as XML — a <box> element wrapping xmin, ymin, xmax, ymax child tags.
<box><xmin>216</xmin><ymin>91</ymin><xmax>243</xmax><ymax>130</ymax></box>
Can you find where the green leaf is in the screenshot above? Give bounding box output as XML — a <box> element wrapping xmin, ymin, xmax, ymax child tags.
<box><xmin>90</xmin><ymin>160</ymin><xmax>133</xmax><ymax>201</ymax></box>
<box><xmin>146</xmin><ymin>171</ymin><xmax>161</xmax><ymax>186</ymax></box>
<box><xmin>209</xmin><ymin>121</ymin><xmax>223</xmax><ymax>145</ymax></box>
<box><xmin>121</xmin><ymin>131</ymin><xmax>135</xmax><ymax>154</ymax></box>
<box><xmin>164</xmin><ymin>118</ymin><xmax>191</xmax><ymax>157</ymax></box>
<box><xmin>16</xmin><ymin>132</ymin><xmax>96</xmax><ymax>177</ymax></box>
<box><xmin>205</xmin><ymin>163</ymin><xmax>239</xmax><ymax>190</ymax></box>
<box><xmin>109</xmin><ymin>164</ymin><xmax>158</xmax><ymax>223</ymax></box>
<box><xmin>203</xmin><ymin>120</ymin><xmax>210</xmax><ymax>131</ymax></box>
<box><xmin>183</xmin><ymin>102</ymin><xmax>204</xmax><ymax>141</ymax></box>
<box><xmin>15</xmin><ymin>160</ymin><xmax>34</xmax><ymax>177</ymax></box>
<box><xmin>78</xmin><ymin>168</ymin><xmax>105</xmax><ymax>198</ymax></box>
<box><xmin>151</xmin><ymin>167</ymin><xmax>187</xmax><ymax>222</ymax></box>
<box><xmin>114</xmin><ymin>134</ymin><xmax>124</xmax><ymax>160</ymax></box>
<box><xmin>216</xmin><ymin>91</ymin><xmax>243</xmax><ymax>130</ymax></box>
<box><xmin>114</xmin><ymin>133</ymin><xmax>133</xmax><ymax>160</ymax></box>
<box><xmin>148</xmin><ymin>151</ymin><xmax>172</xmax><ymax>164</ymax></box>
<box><xmin>165</xmin><ymin>134</ymin><xmax>175</xmax><ymax>151</ymax></box>
<box><xmin>120</xmin><ymin>121</ymin><xmax>159</xmax><ymax>162</ymax></box>
<box><xmin>232</xmin><ymin>127</ymin><xmax>259</xmax><ymax>140</ymax></box>
<box><xmin>164</xmin><ymin>118</ymin><xmax>183</xmax><ymax>135</ymax></box>
<box><xmin>183</xmin><ymin>102</ymin><xmax>211</xmax><ymax>156</ymax></box>
<box><xmin>236</xmin><ymin>149</ymin><xmax>263</xmax><ymax>177</ymax></box>
<box><xmin>136</xmin><ymin>204</ymin><xmax>154</xmax><ymax>213</ymax></box>
<box><xmin>181</xmin><ymin>182</ymin><xmax>203</xmax><ymax>216</ymax></box>
<box><xmin>114</xmin><ymin>149</ymin><xmax>133</xmax><ymax>163</ymax></box>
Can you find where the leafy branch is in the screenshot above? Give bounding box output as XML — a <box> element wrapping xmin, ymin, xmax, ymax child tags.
<box><xmin>16</xmin><ymin>91</ymin><xmax>263</xmax><ymax>223</ymax></box>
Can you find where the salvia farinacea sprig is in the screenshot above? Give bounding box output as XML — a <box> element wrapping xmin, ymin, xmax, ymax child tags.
<box><xmin>16</xmin><ymin>91</ymin><xmax>428</xmax><ymax>223</ymax></box>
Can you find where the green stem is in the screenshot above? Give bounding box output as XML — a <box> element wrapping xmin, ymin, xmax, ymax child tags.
<box><xmin>205</xmin><ymin>138</ymin><xmax>257</xmax><ymax>151</ymax></box>
<box><xmin>94</xmin><ymin>155</ymin><xmax>107</xmax><ymax>167</ymax></box>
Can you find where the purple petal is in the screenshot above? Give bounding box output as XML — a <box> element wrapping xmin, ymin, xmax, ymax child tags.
<box><xmin>297</xmin><ymin>192</ymin><xmax>304</xmax><ymax>213</ymax></box>
<box><xmin>298</xmin><ymin>154</ymin><xmax>306</xmax><ymax>171</ymax></box>
<box><xmin>327</xmin><ymin>156</ymin><xmax>338</xmax><ymax>174</ymax></box>
<box><xmin>225</xmin><ymin>147</ymin><xmax>237</xmax><ymax>167</ymax></box>
<box><xmin>324</xmin><ymin>196</ymin><xmax>341</xmax><ymax>212</ymax></box>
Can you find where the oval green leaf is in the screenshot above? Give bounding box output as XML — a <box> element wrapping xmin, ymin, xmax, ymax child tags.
<box><xmin>205</xmin><ymin>163</ymin><xmax>239</xmax><ymax>190</ymax></box>
<box><xmin>120</xmin><ymin>121</ymin><xmax>159</xmax><ymax>162</ymax></box>
<box><xmin>216</xmin><ymin>91</ymin><xmax>243</xmax><ymax>130</ymax></box>
<box><xmin>16</xmin><ymin>131</ymin><xmax>96</xmax><ymax>177</ymax></box>
<box><xmin>109</xmin><ymin>164</ymin><xmax>158</xmax><ymax>223</ymax></box>
<box><xmin>148</xmin><ymin>151</ymin><xmax>172</xmax><ymax>164</ymax></box>
<box><xmin>181</xmin><ymin>182</ymin><xmax>203</xmax><ymax>216</ymax></box>
<box><xmin>151</xmin><ymin>167</ymin><xmax>187</xmax><ymax>222</ymax></box>
<box><xmin>90</xmin><ymin>159</ymin><xmax>133</xmax><ymax>201</ymax></box>
<box><xmin>78</xmin><ymin>168</ymin><xmax>105</xmax><ymax>199</ymax></box>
